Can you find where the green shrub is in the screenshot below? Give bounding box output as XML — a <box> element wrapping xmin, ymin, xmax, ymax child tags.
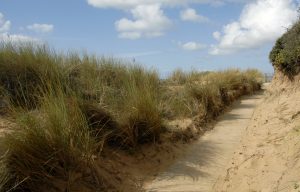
<box><xmin>269</xmin><ymin>20</ymin><xmax>300</xmax><ymax>76</ymax></box>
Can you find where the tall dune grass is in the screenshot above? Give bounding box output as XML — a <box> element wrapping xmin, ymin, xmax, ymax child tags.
<box><xmin>162</xmin><ymin>69</ymin><xmax>263</xmax><ymax>120</ymax></box>
<box><xmin>0</xmin><ymin>93</ymin><xmax>99</xmax><ymax>191</ymax></box>
<box><xmin>0</xmin><ymin>43</ymin><xmax>263</xmax><ymax>191</ymax></box>
<box><xmin>0</xmin><ymin>43</ymin><xmax>67</xmax><ymax>109</ymax></box>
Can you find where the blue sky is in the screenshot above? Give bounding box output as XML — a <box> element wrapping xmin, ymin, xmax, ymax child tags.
<box><xmin>1</xmin><ymin>0</ymin><xmax>299</xmax><ymax>76</ymax></box>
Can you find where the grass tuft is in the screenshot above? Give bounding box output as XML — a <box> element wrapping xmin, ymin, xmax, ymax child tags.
<box><xmin>0</xmin><ymin>92</ymin><xmax>104</xmax><ymax>191</ymax></box>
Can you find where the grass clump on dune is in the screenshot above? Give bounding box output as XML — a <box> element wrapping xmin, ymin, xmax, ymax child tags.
<box><xmin>0</xmin><ymin>43</ymin><xmax>163</xmax><ymax>147</ymax></box>
<box><xmin>0</xmin><ymin>43</ymin><xmax>66</xmax><ymax>109</ymax></box>
<box><xmin>0</xmin><ymin>93</ymin><xmax>107</xmax><ymax>192</ymax></box>
<box><xmin>0</xmin><ymin>43</ymin><xmax>163</xmax><ymax>191</ymax></box>
<box><xmin>65</xmin><ymin>57</ymin><xmax>163</xmax><ymax>147</ymax></box>
<box><xmin>119</xmin><ymin>68</ymin><xmax>163</xmax><ymax>146</ymax></box>
<box><xmin>161</xmin><ymin>69</ymin><xmax>263</xmax><ymax>120</ymax></box>
<box><xmin>0</xmin><ymin>42</ymin><xmax>264</xmax><ymax>191</ymax></box>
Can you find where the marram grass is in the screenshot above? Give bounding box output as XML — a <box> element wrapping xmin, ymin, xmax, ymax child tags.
<box><xmin>0</xmin><ymin>43</ymin><xmax>263</xmax><ymax>191</ymax></box>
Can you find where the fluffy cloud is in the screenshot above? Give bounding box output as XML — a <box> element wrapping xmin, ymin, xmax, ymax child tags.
<box><xmin>87</xmin><ymin>0</ymin><xmax>199</xmax><ymax>9</ymax></box>
<box><xmin>115</xmin><ymin>4</ymin><xmax>172</xmax><ymax>39</ymax></box>
<box><xmin>210</xmin><ymin>0</ymin><xmax>298</xmax><ymax>55</ymax></box>
<box><xmin>180</xmin><ymin>8</ymin><xmax>209</xmax><ymax>23</ymax></box>
<box><xmin>0</xmin><ymin>33</ymin><xmax>38</xmax><ymax>42</ymax></box>
<box><xmin>213</xmin><ymin>31</ymin><xmax>221</xmax><ymax>40</ymax></box>
<box><xmin>27</xmin><ymin>23</ymin><xmax>54</xmax><ymax>33</ymax></box>
<box><xmin>87</xmin><ymin>0</ymin><xmax>251</xmax><ymax>39</ymax></box>
<box><xmin>179</xmin><ymin>41</ymin><xmax>206</xmax><ymax>51</ymax></box>
<box><xmin>0</xmin><ymin>13</ymin><xmax>11</xmax><ymax>33</ymax></box>
<box><xmin>87</xmin><ymin>0</ymin><xmax>252</xmax><ymax>9</ymax></box>
<box><xmin>0</xmin><ymin>12</ymin><xmax>38</xmax><ymax>42</ymax></box>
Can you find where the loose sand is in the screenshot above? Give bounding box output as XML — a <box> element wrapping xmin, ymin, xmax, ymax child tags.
<box><xmin>213</xmin><ymin>83</ymin><xmax>300</xmax><ymax>192</ymax></box>
<box><xmin>144</xmin><ymin>91</ymin><xmax>265</xmax><ymax>192</ymax></box>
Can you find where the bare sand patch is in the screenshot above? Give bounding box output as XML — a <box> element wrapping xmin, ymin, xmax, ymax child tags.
<box><xmin>213</xmin><ymin>84</ymin><xmax>300</xmax><ymax>192</ymax></box>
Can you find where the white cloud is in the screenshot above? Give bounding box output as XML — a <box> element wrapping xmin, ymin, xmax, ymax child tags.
<box><xmin>27</xmin><ymin>23</ymin><xmax>54</xmax><ymax>33</ymax></box>
<box><xmin>0</xmin><ymin>33</ymin><xmax>39</xmax><ymax>42</ymax></box>
<box><xmin>87</xmin><ymin>0</ymin><xmax>252</xmax><ymax>9</ymax></box>
<box><xmin>87</xmin><ymin>0</ymin><xmax>252</xmax><ymax>39</ymax></box>
<box><xmin>115</xmin><ymin>4</ymin><xmax>172</xmax><ymax>39</ymax></box>
<box><xmin>0</xmin><ymin>13</ymin><xmax>39</xmax><ymax>43</ymax></box>
<box><xmin>179</xmin><ymin>41</ymin><xmax>206</xmax><ymax>51</ymax></box>
<box><xmin>0</xmin><ymin>13</ymin><xmax>11</xmax><ymax>33</ymax></box>
<box><xmin>180</xmin><ymin>8</ymin><xmax>209</xmax><ymax>23</ymax></box>
<box><xmin>87</xmin><ymin>0</ymin><xmax>191</xmax><ymax>9</ymax></box>
<box><xmin>210</xmin><ymin>0</ymin><xmax>298</xmax><ymax>55</ymax></box>
<box><xmin>213</xmin><ymin>31</ymin><xmax>221</xmax><ymax>40</ymax></box>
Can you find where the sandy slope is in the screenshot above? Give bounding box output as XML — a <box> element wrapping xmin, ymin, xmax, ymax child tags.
<box><xmin>144</xmin><ymin>92</ymin><xmax>265</xmax><ymax>192</ymax></box>
<box><xmin>213</xmin><ymin>84</ymin><xmax>300</xmax><ymax>192</ymax></box>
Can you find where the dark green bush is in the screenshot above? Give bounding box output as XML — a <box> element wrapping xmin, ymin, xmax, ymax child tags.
<box><xmin>269</xmin><ymin>20</ymin><xmax>300</xmax><ymax>76</ymax></box>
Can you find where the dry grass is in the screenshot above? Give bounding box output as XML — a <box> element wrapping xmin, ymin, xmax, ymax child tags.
<box><xmin>161</xmin><ymin>69</ymin><xmax>263</xmax><ymax>120</ymax></box>
<box><xmin>0</xmin><ymin>93</ymin><xmax>101</xmax><ymax>191</ymax></box>
<box><xmin>0</xmin><ymin>43</ymin><xmax>263</xmax><ymax>191</ymax></box>
<box><xmin>0</xmin><ymin>43</ymin><xmax>67</xmax><ymax>109</ymax></box>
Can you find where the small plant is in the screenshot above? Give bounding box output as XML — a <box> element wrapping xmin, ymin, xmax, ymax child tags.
<box><xmin>294</xmin><ymin>182</ymin><xmax>299</xmax><ymax>189</ymax></box>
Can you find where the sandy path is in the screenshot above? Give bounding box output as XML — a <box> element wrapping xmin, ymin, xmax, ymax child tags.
<box><xmin>144</xmin><ymin>92</ymin><xmax>265</xmax><ymax>192</ymax></box>
<box><xmin>213</xmin><ymin>84</ymin><xmax>300</xmax><ymax>192</ymax></box>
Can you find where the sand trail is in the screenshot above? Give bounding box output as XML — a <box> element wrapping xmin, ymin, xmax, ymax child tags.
<box><xmin>144</xmin><ymin>92</ymin><xmax>265</xmax><ymax>192</ymax></box>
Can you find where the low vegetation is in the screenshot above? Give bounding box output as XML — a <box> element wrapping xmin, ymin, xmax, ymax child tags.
<box><xmin>0</xmin><ymin>43</ymin><xmax>263</xmax><ymax>191</ymax></box>
<box><xmin>162</xmin><ymin>69</ymin><xmax>263</xmax><ymax>120</ymax></box>
<box><xmin>269</xmin><ymin>20</ymin><xmax>300</xmax><ymax>77</ymax></box>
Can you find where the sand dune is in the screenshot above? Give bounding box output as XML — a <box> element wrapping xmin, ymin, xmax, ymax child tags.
<box><xmin>214</xmin><ymin>83</ymin><xmax>300</xmax><ymax>192</ymax></box>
